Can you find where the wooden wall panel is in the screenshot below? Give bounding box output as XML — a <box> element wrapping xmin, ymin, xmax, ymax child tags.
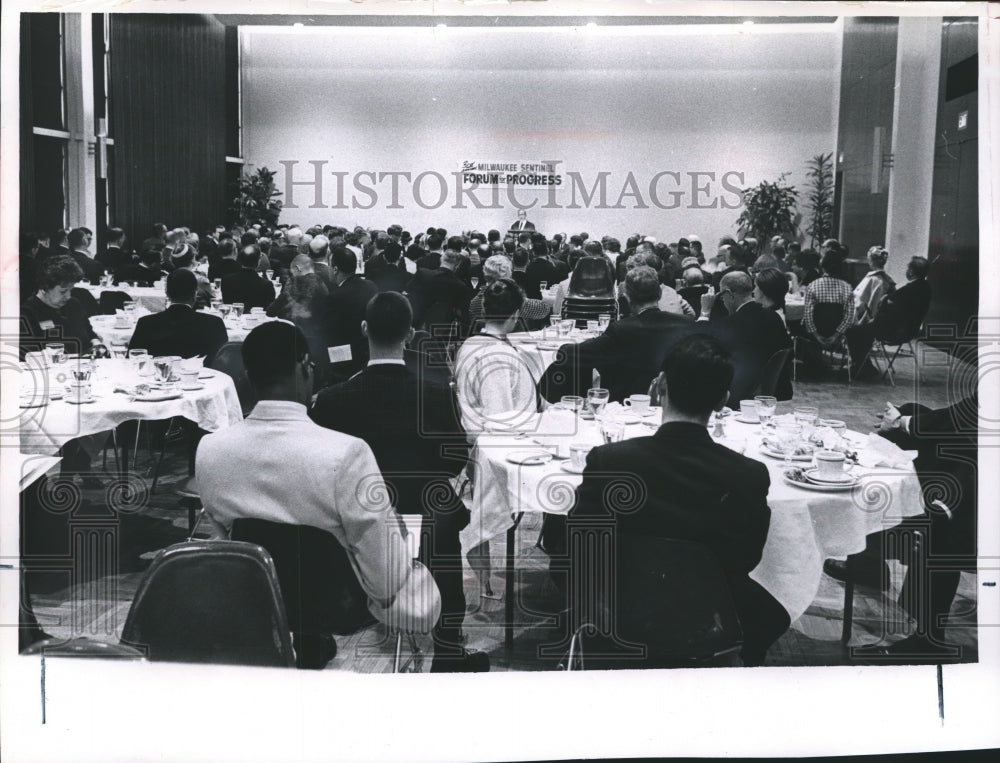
<box><xmin>109</xmin><ymin>14</ymin><xmax>226</xmax><ymax>241</ymax></box>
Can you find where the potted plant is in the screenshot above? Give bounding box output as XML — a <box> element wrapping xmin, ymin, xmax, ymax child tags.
<box><xmin>735</xmin><ymin>173</ymin><xmax>799</xmax><ymax>253</ymax></box>
<box><xmin>804</xmin><ymin>152</ymin><xmax>835</xmax><ymax>248</ymax></box>
<box><xmin>230</xmin><ymin>166</ymin><xmax>283</xmax><ymax>229</ymax></box>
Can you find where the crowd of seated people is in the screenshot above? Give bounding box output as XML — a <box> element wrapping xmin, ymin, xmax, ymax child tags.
<box><xmin>18</xmin><ymin>216</ymin><xmax>942</xmax><ymax>671</ymax></box>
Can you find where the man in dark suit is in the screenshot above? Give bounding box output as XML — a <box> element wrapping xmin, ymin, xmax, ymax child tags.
<box><xmin>415</xmin><ymin>234</ymin><xmax>445</xmax><ymax>271</ymax></box>
<box><xmin>68</xmin><ymin>228</ymin><xmax>103</xmax><ymax>284</ymax></box>
<box><xmin>698</xmin><ymin>270</ymin><xmax>792</xmax><ymax>403</ymax></box>
<box><xmin>540</xmin><ymin>266</ymin><xmax>689</xmax><ymax>403</ymax></box>
<box><xmin>549</xmin><ymin>334</ymin><xmax>789</xmax><ymax>667</ymax></box>
<box><xmin>221</xmin><ymin>244</ymin><xmax>276</xmax><ymax>311</ymax></box>
<box><xmin>129</xmin><ymin>269</ymin><xmax>228</xmax><ymax>363</ymax></box>
<box><xmin>508</xmin><ymin>208</ymin><xmax>535</xmax><ymax>233</ymax></box>
<box><xmin>404</xmin><ymin>247</ymin><xmax>474</xmax><ymax>331</ymax></box>
<box><xmin>207</xmin><ymin>239</ymin><xmax>241</xmax><ymax>283</ymax></box>
<box><xmin>95</xmin><ymin>227</ymin><xmax>129</xmax><ymax>273</ymax></box>
<box><xmin>523</xmin><ymin>238</ymin><xmax>559</xmax><ymax>299</ymax></box>
<box><xmin>365</xmin><ymin>242</ymin><xmax>410</xmax><ymax>293</ymax></box>
<box><xmin>114</xmin><ymin>245</ymin><xmax>165</xmax><ymax>286</ymax></box>
<box><xmin>310</xmin><ymin>292</ymin><xmax>486</xmax><ymax>673</ymax></box>
<box><xmin>323</xmin><ymin>245</ymin><xmax>378</xmax><ymax>380</ymax></box>
<box><xmin>847</xmin><ymin>256</ymin><xmax>931</xmax><ymax>377</ymax></box>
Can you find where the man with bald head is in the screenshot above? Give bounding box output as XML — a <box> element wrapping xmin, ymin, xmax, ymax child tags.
<box><xmin>306</xmin><ymin>234</ymin><xmax>335</xmax><ymax>290</ymax></box>
<box><xmin>698</xmin><ymin>270</ymin><xmax>792</xmax><ymax>402</ymax></box>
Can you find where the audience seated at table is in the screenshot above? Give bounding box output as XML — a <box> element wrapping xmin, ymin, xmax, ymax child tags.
<box><xmin>540</xmin><ymin>266</ymin><xmax>690</xmax><ymax>403</ymax></box>
<box><xmin>310</xmin><ymin>292</ymin><xmax>487</xmax><ymax>673</ymax></box>
<box><xmin>68</xmin><ymin>227</ymin><xmax>103</xmax><ymax>284</ymax></box>
<box><xmin>115</xmin><ymin>244</ymin><xmax>166</xmax><ymax>287</ymax></box>
<box><xmin>470</xmin><ymin>255</ymin><xmax>551</xmax><ymax>331</ymax></box>
<box><xmin>618</xmin><ymin>250</ymin><xmax>695</xmax><ymax>320</ymax></box>
<box><xmin>846</xmin><ymin>256</ymin><xmax>931</xmax><ymax>377</ymax></box>
<box><xmin>454</xmin><ymin>279</ymin><xmax>546</xmax><ymax>436</ymax></box>
<box><xmin>128</xmin><ymin>270</ymin><xmax>228</xmax><ymax>364</ymax></box>
<box><xmin>323</xmin><ymin>246</ymin><xmax>379</xmax><ymax>381</ymax></box>
<box><xmin>404</xmin><ymin>246</ymin><xmax>474</xmax><ymax>333</ymax></box>
<box><xmin>220</xmin><ymin>244</ymin><xmax>276</xmax><ymax>311</ymax></box>
<box><xmin>753</xmin><ymin>267</ymin><xmax>790</xmax><ymax>327</ymax></box>
<box><xmin>196</xmin><ymin>321</ymin><xmax>442</xmax><ymax>666</ymax></box>
<box><xmin>824</xmin><ymin>393</ymin><xmax>977</xmax><ymax>663</ymax></box>
<box><xmin>20</xmin><ymin>255</ymin><xmax>105</xmax><ymax>361</ymax></box>
<box><xmin>697</xmin><ymin>270</ymin><xmax>793</xmax><ymax>403</ymax></box>
<box><xmin>96</xmin><ymin>227</ymin><xmax>129</xmax><ymax>273</ymax></box>
<box><xmin>168</xmin><ymin>244</ymin><xmax>213</xmax><ymax>310</ymax></box>
<box><xmin>546</xmin><ymin>334</ymin><xmax>790</xmax><ymax>667</ymax></box>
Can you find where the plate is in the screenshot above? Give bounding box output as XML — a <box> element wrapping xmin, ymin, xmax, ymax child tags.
<box><xmin>641</xmin><ymin>407</ymin><xmax>661</xmax><ymax>418</ymax></box>
<box><xmin>505</xmin><ymin>450</ymin><xmax>554</xmax><ymax>466</ymax></box>
<box><xmin>803</xmin><ymin>467</ymin><xmax>859</xmax><ymax>486</ymax></box>
<box><xmin>783</xmin><ymin>471</ymin><xmax>859</xmax><ymax>492</ymax></box>
<box><xmin>198</xmin><ymin>371</ymin><xmax>215</xmax><ymax>379</ymax></box>
<box><xmin>760</xmin><ymin>445</ymin><xmax>814</xmax><ymax>462</ymax></box>
<box><xmin>19</xmin><ymin>399</ymin><xmax>48</xmax><ymax>408</ymax></box>
<box><xmin>735</xmin><ymin>414</ymin><xmax>761</xmax><ymax>425</ymax></box>
<box><xmin>537</xmin><ymin>342</ymin><xmax>563</xmax><ymax>351</ymax></box>
<box><xmin>133</xmin><ymin>391</ymin><xmax>183</xmax><ymax>402</ymax></box>
<box><xmin>181</xmin><ymin>383</ymin><xmax>205</xmax><ymax>391</ymax></box>
<box><xmin>560</xmin><ymin>461</ymin><xmax>586</xmax><ymax>474</ymax></box>
<box><xmin>64</xmin><ymin>396</ymin><xmax>95</xmax><ymax>405</ymax></box>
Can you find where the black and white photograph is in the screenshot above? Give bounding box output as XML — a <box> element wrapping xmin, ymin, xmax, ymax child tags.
<box><xmin>1</xmin><ymin>1</ymin><xmax>998</xmax><ymax>760</ymax></box>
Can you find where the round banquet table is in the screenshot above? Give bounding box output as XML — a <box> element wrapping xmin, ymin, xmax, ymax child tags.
<box><xmin>90</xmin><ymin>312</ymin><xmax>276</xmax><ymax>347</ymax></box>
<box><xmin>463</xmin><ymin>408</ymin><xmax>924</xmax><ymax>624</ymax></box>
<box><xmin>80</xmin><ymin>284</ymin><xmax>168</xmax><ymax>313</ymax></box>
<box><xmin>18</xmin><ymin>357</ymin><xmax>244</xmax><ymax>456</ymax></box>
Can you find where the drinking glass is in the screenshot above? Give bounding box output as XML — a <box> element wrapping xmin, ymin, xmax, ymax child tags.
<box><xmin>586</xmin><ymin>387</ymin><xmax>610</xmax><ymax>418</ymax></box>
<box><xmin>210</xmin><ymin>299</ymin><xmax>222</xmax><ymax>312</ymax></box>
<box><xmin>794</xmin><ymin>406</ymin><xmax>818</xmax><ymax>439</ymax></box>
<box><xmin>560</xmin><ymin>395</ymin><xmax>584</xmax><ymax>414</ymax></box>
<box><xmin>550</xmin><ymin>316</ymin><xmax>562</xmax><ymax>329</ymax></box>
<box><xmin>754</xmin><ymin>396</ymin><xmax>777</xmax><ymax>426</ymax></box>
<box><xmin>110</xmin><ymin>343</ymin><xmax>128</xmax><ymax>360</ymax></box>
<box><xmin>152</xmin><ymin>356</ymin><xmax>175</xmax><ymax>385</ymax></box>
<box><xmin>586</xmin><ymin>320</ymin><xmax>600</xmax><ymax>335</ymax></box>
<box><xmin>539</xmin><ymin>281</ymin><xmax>548</xmax><ymax>292</ymax></box>
<box><xmin>46</xmin><ymin>343</ymin><xmax>65</xmax><ymax>365</ymax></box>
<box><xmin>471</xmin><ymin>277</ymin><xmax>480</xmax><ymax>290</ymax></box>
<box><xmin>775</xmin><ymin>422</ymin><xmax>803</xmax><ymax>470</ymax></box>
<box><xmin>213</xmin><ymin>278</ymin><xmax>222</xmax><ymax>292</ymax></box>
<box><xmin>129</xmin><ymin>348</ymin><xmax>150</xmax><ymax>376</ymax></box>
<box><xmin>559</xmin><ymin>319</ymin><xmax>574</xmax><ymax>337</ymax></box>
<box><xmin>598</xmin><ymin>313</ymin><xmax>611</xmax><ymax>331</ymax></box>
<box><xmin>601</xmin><ymin>420</ymin><xmax>625</xmax><ymax>445</ymax></box>
<box><xmin>265</xmin><ymin>269</ymin><xmax>274</xmax><ymax>281</ymax></box>
<box><xmin>232</xmin><ymin>303</ymin><xmax>244</xmax><ymax>319</ymax></box>
<box><xmin>218</xmin><ymin>304</ymin><xmax>232</xmax><ymax>319</ymax></box>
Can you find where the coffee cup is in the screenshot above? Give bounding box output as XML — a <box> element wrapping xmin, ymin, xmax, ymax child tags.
<box><xmin>180</xmin><ymin>370</ymin><xmax>200</xmax><ymax>389</ymax></box>
<box><xmin>66</xmin><ymin>380</ymin><xmax>91</xmax><ymax>402</ymax></box>
<box><xmin>569</xmin><ymin>443</ymin><xmax>592</xmax><ymax>470</ymax></box>
<box><xmin>815</xmin><ymin>450</ymin><xmax>846</xmax><ymax>477</ymax></box>
<box><xmin>739</xmin><ymin>400</ymin><xmax>759</xmax><ymax>422</ymax></box>
<box><xmin>624</xmin><ymin>394</ymin><xmax>650</xmax><ymax>414</ymax></box>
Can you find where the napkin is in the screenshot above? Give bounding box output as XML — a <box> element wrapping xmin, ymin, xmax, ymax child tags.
<box><xmin>179</xmin><ymin>356</ymin><xmax>206</xmax><ymax>372</ymax></box>
<box><xmin>857</xmin><ymin>433</ymin><xmax>918</xmax><ymax>469</ymax></box>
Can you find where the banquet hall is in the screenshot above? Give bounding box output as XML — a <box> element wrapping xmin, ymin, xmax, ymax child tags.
<box><xmin>7</xmin><ymin>4</ymin><xmax>987</xmax><ymax>682</ymax></box>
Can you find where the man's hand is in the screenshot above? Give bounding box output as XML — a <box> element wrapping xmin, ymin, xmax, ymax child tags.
<box><xmin>700</xmin><ymin>288</ymin><xmax>716</xmax><ymax>317</ymax></box>
<box><xmin>876</xmin><ymin>402</ymin><xmax>903</xmax><ymax>432</ymax></box>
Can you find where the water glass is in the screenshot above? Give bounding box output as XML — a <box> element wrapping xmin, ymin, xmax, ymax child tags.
<box><xmin>550</xmin><ymin>316</ymin><xmax>562</xmax><ymax>329</ymax></box>
<box><xmin>754</xmin><ymin>396</ymin><xmax>777</xmax><ymax>426</ymax></box>
<box><xmin>560</xmin><ymin>395</ymin><xmax>584</xmax><ymax>414</ymax></box>
<box><xmin>110</xmin><ymin>343</ymin><xmax>128</xmax><ymax>360</ymax></box>
<box><xmin>586</xmin><ymin>320</ymin><xmax>600</xmax><ymax>335</ymax></box>
<box><xmin>218</xmin><ymin>304</ymin><xmax>233</xmax><ymax>319</ymax></box>
<box><xmin>213</xmin><ymin>278</ymin><xmax>222</xmax><ymax>292</ymax></box>
<box><xmin>794</xmin><ymin>406</ymin><xmax>818</xmax><ymax>438</ymax></box>
<box><xmin>129</xmin><ymin>348</ymin><xmax>151</xmax><ymax>376</ymax></box>
<box><xmin>598</xmin><ymin>313</ymin><xmax>611</xmax><ymax>331</ymax></box>
<box><xmin>46</xmin><ymin>343</ymin><xmax>65</xmax><ymax>365</ymax></box>
<box><xmin>775</xmin><ymin>422</ymin><xmax>803</xmax><ymax>469</ymax></box>
<box><xmin>232</xmin><ymin>303</ymin><xmax>245</xmax><ymax>319</ymax></box>
<box><xmin>559</xmin><ymin>319</ymin><xmax>574</xmax><ymax>337</ymax></box>
<box><xmin>600</xmin><ymin>420</ymin><xmax>625</xmax><ymax>445</ymax></box>
<box><xmin>586</xmin><ymin>387</ymin><xmax>609</xmax><ymax>418</ymax></box>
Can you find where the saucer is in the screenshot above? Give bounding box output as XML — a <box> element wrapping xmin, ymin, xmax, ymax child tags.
<box><xmin>505</xmin><ymin>449</ymin><xmax>554</xmax><ymax>466</ymax></box>
<box><xmin>181</xmin><ymin>383</ymin><xmax>205</xmax><ymax>391</ymax></box>
<box><xmin>64</xmin><ymin>395</ymin><xmax>95</xmax><ymax>405</ymax></box>
<box><xmin>803</xmin><ymin>467</ymin><xmax>858</xmax><ymax>486</ymax></box>
<box><xmin>735</xmin><ymin>414</ymin><xmax>761</xmax><ymax>425</ymax></box>
<box><xmin>559</xmin><ymin>461</ymin><xmax>586</xmax><ymax>474</ymax></box>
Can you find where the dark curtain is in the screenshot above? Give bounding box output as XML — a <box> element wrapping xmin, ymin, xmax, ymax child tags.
<box><xmin>109</xmin><ymin>14</ymin><xmax>227</xmax><ymax>241</ymax></box>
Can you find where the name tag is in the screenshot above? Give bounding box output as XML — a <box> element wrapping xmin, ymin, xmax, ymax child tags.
<box><xmin>39</xmin><ymin>320</ymin><xmax>56</xmax><ymax>331</ymax></box>
<box><xmin>327</xmin><ymin>345</ymin><xmax>353</xmax><ymax>363</ymax></box>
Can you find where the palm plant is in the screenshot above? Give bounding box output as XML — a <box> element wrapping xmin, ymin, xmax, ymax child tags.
<box><xmin>804</xmin><ymin>152</ymin><xmax>835</xmax><ymax>248</ymax></box>
<box><xmin>735</xmin><ymin>173</ymin><xmax>798</xmax><ymax>253</ymax></box>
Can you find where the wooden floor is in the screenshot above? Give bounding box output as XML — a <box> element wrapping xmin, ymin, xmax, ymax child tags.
<box><xmin>27</xmin><ymin>343</ymin><xmax>980</xmax><ymax>670</ymax></box>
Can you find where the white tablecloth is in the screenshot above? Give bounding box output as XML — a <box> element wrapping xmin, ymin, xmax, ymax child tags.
<box><xmin>785</xmin><ymin>296</ymin><xmax>805</xmax><ymax>322</ymax></box>
<box><xmin>90</xmin><ymin>312</ymin><xmax>272</xmax><ymax>347</ymax></box>
<box><xmin>463</xmin><ymin>410</ymin><xmax>924</xmax><ymax>622</ymax></box>
<box><xmin>18</xmin><ymin>358</ymin><xmax>244</xmax><ymax>456</ymax></box>
<box><xmin>80</xmin><ymin>284</ymin><xmax>168</xmax><ymax>313</ymax></box>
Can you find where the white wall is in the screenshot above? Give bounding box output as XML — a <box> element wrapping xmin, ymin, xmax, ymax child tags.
<box><xmin>241</xmin><ymin>23</ymin><xmax>839</xmax><ymax>245</ymax></box>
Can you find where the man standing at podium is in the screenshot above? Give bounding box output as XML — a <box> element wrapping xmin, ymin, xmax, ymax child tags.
<box><xmin>509</xmin><ymin>208</ymin><xmax>535</xmax><ymax>233</ymax></box>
